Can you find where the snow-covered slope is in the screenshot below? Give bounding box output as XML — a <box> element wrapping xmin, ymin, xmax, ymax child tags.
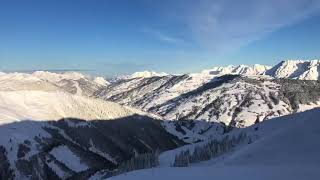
<box><xmin>33</xmin><ymin>71</ymin><xmax>109</xmax><ymax>96</ymax></box>
<box><xmin>0</xmin><ymin>91</ymin><xmax>145</xmax><ymax>124</ymax></box>
<box><xmin>109</xmin><ymin>166</ymin><xmax>319</xmax><ymax>180</ymax></box>
<box><xmin>0</xmin><ymin>72</ymin><xmax>182</xmax><ymax>179</ymax></box>
<box><xmin>0</xmin><ymin>90</ymin><xmax>181</xmax><ymax>179</ymax></box>
<box><xmin>0</xmin><ymin>72</ymin><xmax>60</xmax><ymax>91</ymax></box>
<box><xmin>108</xmin><ymin>109</ymin><xmax>320</xmax><ymax>180</ymax></box>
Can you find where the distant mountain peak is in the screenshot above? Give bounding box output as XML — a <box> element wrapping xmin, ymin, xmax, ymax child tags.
<box><xmin>128</xmin><ymin>71</ymin><xmax>168</xmax><ymax>79</ymax></box>
<box><xmin>94</xmin><ymin>76</ymin><xmax>110</xmax><ymax>86</ymax></box>
<box><xmin>197</xmin><ymin>64</ymin><xmax>271</xmax><ymax>77</ymax></box>
<box><xmin>32</xmin><ymin>71</ymin><xmax>87</xmax><ymax>82</ymax></box>
<box><xmin>265</xmin><ymin>59</ymin><xmax>320</xmax><ymax>80</ymax></box>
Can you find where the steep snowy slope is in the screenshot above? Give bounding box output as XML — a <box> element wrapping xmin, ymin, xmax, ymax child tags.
<box><xmin>108</xmin><ymin>109</ymin><xmax>320</xmax><ymax>180</ymax></box>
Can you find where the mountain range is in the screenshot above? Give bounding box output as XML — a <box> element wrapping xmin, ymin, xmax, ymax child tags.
<box><xmin>96</xmin><ymin>60</ymin><xmax>320</xmax><ymax>141</ymax></box>
<box><xmin>0</xmin><ymin>60</ymin><xmax>320</xmax><ymax>179</ymax></box>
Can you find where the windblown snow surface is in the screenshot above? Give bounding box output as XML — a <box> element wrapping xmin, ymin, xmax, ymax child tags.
<box><xmin>108</xmin><ymin>109</ymin><xmax>320</xmax><ymax>180</ymax></box>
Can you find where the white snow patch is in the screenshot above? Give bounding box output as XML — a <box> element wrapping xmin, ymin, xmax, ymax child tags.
<box><xmin>50</xmin><ymin>145</ymin><xmax>88</xmax><ymax>172</ymax></box>
<box><xmin>94</xmin><ymin>77</ymin><xmax>110</xmax><ymax>86</ymax></box>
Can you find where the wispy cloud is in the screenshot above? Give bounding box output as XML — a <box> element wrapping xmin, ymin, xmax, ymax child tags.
<box><xmin>155</xmin><ymin>0</ymin><xmax>320</xmax><ymax>53</ymax></box>
<box><xmin>142</xmin><ymin>28</ymin><xmax>185</xmax><ymax>44</ymax></box>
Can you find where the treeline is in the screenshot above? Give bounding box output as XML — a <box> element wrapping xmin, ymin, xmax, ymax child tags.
<box><xmin>173</xmin><ymin>133</ymin><xmax>248</xmax><ymax>167</ymax></box>
<box><xmin>0</xmin><ymin>146</ymin><xmax>15</xmax><ymax>180</ymax></box>
<box><xmin>110</xmin><ymin>133</ymin><xmax>249</xmax><ymax>177</ymax></box>
<box><xmin>112</xmin><ymin>150</ymin><xmax>160</xmax><ymax>176</ymax></box>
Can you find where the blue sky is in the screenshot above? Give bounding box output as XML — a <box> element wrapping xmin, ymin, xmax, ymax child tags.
<box><xmin>1</xmin><ymin>0</ymin><xmax>320</xmax><ymax>76</ymax></box>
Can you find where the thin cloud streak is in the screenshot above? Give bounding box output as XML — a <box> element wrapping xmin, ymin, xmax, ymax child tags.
<box><xmin>158</xmin><ymin>0</ymin><xmax>320</xmax><ymax>53</ymax></box>
<box><xmin>142</xmin><ymin>28</ymin><xmax>185</xmax><ymax>44</ymax></box>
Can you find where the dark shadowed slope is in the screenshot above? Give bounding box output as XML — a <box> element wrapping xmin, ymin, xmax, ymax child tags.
<box><xmin>0</xmin><ymin>115</ymin><xmax>184</xmax><ymax>180</ymax></box>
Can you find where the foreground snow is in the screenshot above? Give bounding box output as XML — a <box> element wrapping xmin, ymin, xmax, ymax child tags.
<box><xmin>108</xmin><ymin>109</ymin><xmax>320</xmax><ymax>180</ymax></box>
<box><xmin>109</xmin><ymin>166</ymin><xmax>319</xmax><ymax>180</ymax></box>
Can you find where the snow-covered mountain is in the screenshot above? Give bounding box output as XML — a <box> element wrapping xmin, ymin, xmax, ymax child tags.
<box><xmin>265</xmin><ymin>60</ymin><xmax>320</xmax><ymax>80</ymax></box>
<box><xmin>1</xmin><ymin>60</ymin><xmax>320</xmax><ymax>179</ymax></box>
<box><xmin>94</xmin><ymin>76</ymin><xmax>110</xmax><ymax>86</ymax></box>
<box><xmin>32</xmin><ymin>71</ymin><xmax>86</xmax><ymax>82</ymax></box>
<box><xmin>95</xmin><ymin>64</ymin><xmax>273</xmax><ymax>112</ymax></box>
<box><xmin>0</xmin><ymin>71</ymin><xmax>109</xmax><ymax>96</ymax></box>
<box><xmin>200</xmin><ymin>64</ymin><xmax>270</xmax><ymax>77</ymax></box>
<box><xmin>108</xmin><ymin>108</ymin><xmax>320</xmax><ymax>180</ymax></box>
<box><xmin>95</xmin><ymin>60</ymin><xmax>320</xmax><ymax>140</ymax></box>
<box><xmin>95</xmin><ymin>74</ymin><xmax>320</xmax><ymax>128</ymax></box>
<box><xmin>117</xmin><ymin>71</ymin><xmax>169</xmax><ymax>80</ymax></box>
